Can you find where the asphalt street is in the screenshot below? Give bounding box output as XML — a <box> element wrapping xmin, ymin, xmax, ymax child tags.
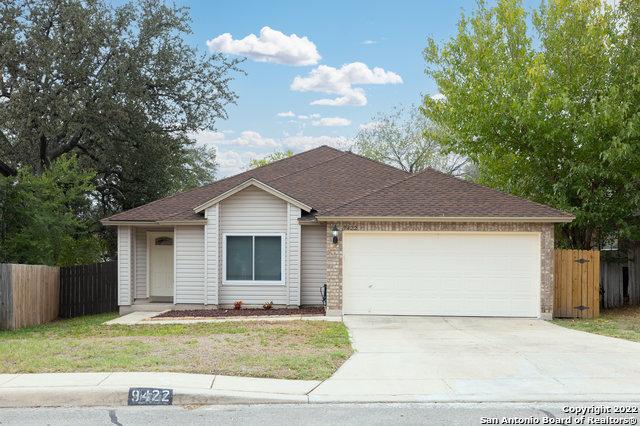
<box><xmin>0</xmin><ymin>402</ymin><xmax>638</xmax><ymax>426</ymax></box>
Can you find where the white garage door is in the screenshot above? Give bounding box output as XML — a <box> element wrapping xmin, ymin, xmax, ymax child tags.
<box><xmin>342</xmin><ymin>232</ymin><xmax>540</xmax><ymax>317</ymax></box>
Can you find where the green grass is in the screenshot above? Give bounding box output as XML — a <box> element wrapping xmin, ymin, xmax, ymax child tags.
<box><xmin>553</xmin><ymin>306</ymin><xmax>640</xmax><ymax>343</ymax></box>
<box><xmin>0</xmin><ymin>313</ymin><xmax>353</xmax><ymax>380</ymax></box>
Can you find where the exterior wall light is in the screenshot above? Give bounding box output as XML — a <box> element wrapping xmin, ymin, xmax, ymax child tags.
<box><xmin>332</xmin><ymin>224</ymin><xmax>339</xmax><ymax>244</ymax></box>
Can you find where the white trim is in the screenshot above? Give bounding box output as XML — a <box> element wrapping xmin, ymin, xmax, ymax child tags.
<box><xmin>117</xmin><ymin>226</ymin><xmax>133</xmax><ymax>306</ymax></box>
<box><xmin>173</xmin><ymin>228</ymin><xmax>177</xmax><ymax>305</ymax></box>
<box><xmin>193</xmin><ymin>178</ymin><xmax>312</xmax><ymax>213</ymax></box>
<box><xmin>204</xmin><ymin>204</ymin><xmax>219</xmax><ymax>305</ymax></box>
<box><xmin>203</xmin><ymin>218</ymin><xmax>208</xmax><ymax>306</ymax></box>
<box><xmin>287</xmin><ymin>205</ymin><xmax>291</xmax><ymax>296</ymax></box>
<box><xmin>129</xmin><ymin>227</ymin><xmax>138</xmax><ymax>304</ymax></box>
<box><xmin>102</xmin><ymin>220</ymin><xmax>206</xmax><ymax>226</ymax></box>
<box><xmin>316</xmin><ymin>216</ymin><xmax>573</xmax><ymax>223</ymax></box>
<box><xmin>145</xmin><ymin>231</ymin><xmax>150</xmax><ymax>299</ymax></box>
<box><xmin>341</xmin><ymin>230</ymin><xmax>542</xmax><ymax>236</ymax></box>
<box><xmin>117</xmin><ymin>227</ymin><xmax>123</xmax><ymax>304</ymax></box>
<box><xmin>222</xmin><ymin>232</ymin><xmax>286</xmax><ymax>286</ymax></box>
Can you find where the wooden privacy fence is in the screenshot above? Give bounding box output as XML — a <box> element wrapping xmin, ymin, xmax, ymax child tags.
<box><xmin>554</xmin><ymin>249</ymin><xmax>600</xmax><ymax>319</ymax></box>
<box><xmin>0</xmin><ymin>264</ymin><xmax>60</xmax><ymax>330</ymax></box>
<box><xmin>59</xmin><ymin>261</ymin><xmax>118</xmax><ymax>318</ymax></box>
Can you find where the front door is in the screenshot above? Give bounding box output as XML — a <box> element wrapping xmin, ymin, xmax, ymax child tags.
<box><xmin>148</xmin><ymin>231</ymin><xmax>174</xmax><ymax>302</ymax></box>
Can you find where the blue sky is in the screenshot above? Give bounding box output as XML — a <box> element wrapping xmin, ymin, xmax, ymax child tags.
<box><xmin>177</xmin><ymin>0</ymin><xmax>535</xmax><ymax>177</ymax></box>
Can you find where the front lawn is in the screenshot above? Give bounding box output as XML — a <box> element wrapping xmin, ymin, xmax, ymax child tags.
<box><xmin>553</xmin><ymin>306</ymin><xmax>640</xmax><ymax>343</ymax></box>
<box><xmin>0</xmin><ymin>313</ymin><xmax>352</xmax><ymax>380</ymax></box>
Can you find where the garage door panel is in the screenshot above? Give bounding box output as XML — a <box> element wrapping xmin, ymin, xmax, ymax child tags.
<box><xmin>342</xmin><ymin>232</ymin><xmax>540</xmax><ymax>317</ymax></box>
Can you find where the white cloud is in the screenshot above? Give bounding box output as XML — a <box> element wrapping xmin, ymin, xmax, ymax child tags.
<box><xmin>312</xmin><ymin>117</ymin><xmax>351</xmax><ymax>127</ymax></box>
<box><xmin>189</xmin><ymin>130</ymin><xmax>225</xmax><ymax>145</ymax></box>
<box><xmin>192</xmin><ymin>130</ymin><xmax>278</xmax><ymax>148</ymax></box>
<box><xmin>191</xmin><ymin>130</ymin><xmax>353</xmax><ymax>177</ymax></box>
<box><xmin>277</xmin><ymin>110</ymin><xmax>296</xmax><ymax>117</ymax></box>
<box><xmin>226</xmin><ymin>130</ymin><xmax>279</xmax><ymax>148</ymax></box>
<box><xmin>362</xmin><ymin>40</ymin><xmax>377</xmax><ymax>45</ymax></box>
<box><xmin>281</xmin><ymin>135</ymin><xmax>351</xmax><ymax>151</ymax></box>
<box><xmin>291</xmin><ymin>62</ymin><xmax>402</xmax><ymax>106</ymax></box>
<box><xmin>206</xmin><ymin>26</ymin><xmax>321</xmax><ymax>66</ymax></box>
<box><xmin>430</xmin><ymin>93</ymin><xmax>446</xmax><ymax>101</ymax></box>
<box><xmin>297</xmin><ymin>113</ymin><xmax>321</xmax><ymax>120</ymax></box>
<box><xmin>217</xmin><ymin>150</ymin><xmax>257</xmax><ymax>177</ymax></box>
<box><xmin>358</xmin><ymin>121</ymin><xmax>382</xmax><ymax>130</ymax></box>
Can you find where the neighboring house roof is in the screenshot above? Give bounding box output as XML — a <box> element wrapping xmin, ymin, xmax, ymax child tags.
<box><xmin>102</xmin><ymin>145</ymin><xmax>573</xmax><ymax>224</ymax></box>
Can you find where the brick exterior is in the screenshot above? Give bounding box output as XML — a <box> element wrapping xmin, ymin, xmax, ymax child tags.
<box><xmin>325</xmin><ymin>221</ymin><xmax>555</xmax><ymax>319</ymax></box>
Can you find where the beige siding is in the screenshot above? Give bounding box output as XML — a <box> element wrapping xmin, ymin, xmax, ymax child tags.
<box><xmin>301</xmin><ymin>225</ymin><xmax>326</xmax><ymax>305</ymax></box>
<box><xmin>288</xmin><ymin>204</ymin><xmax>301</xmax><ymax>306</ymax></box>
<box><xmin>204</xmin><ymin>205</ymin><xmax>219</xmax><ymax>305</ymax></box>
<box><xmin>134</xmin><ymin>228</ymin><xmax>147</xmax><ymax>299</ymax></box>
<box><xmin>117</xmin><ymin>226</ymin><xmax>132</xmax><ymax>305</ymax></box>
<box><xmin>175</xmin><ymin>225</ymin><xmax>205</xmax><ymax>304</ymax></box>
<box><xmin>219</xmin><ymin>186</ymin><xmax>289</xmax><ymax>306</ymax></box>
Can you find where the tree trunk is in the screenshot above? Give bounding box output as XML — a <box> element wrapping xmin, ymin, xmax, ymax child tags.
<box><xmin>0</xmin><ymin>160</ymin><xmax>17</xmax><ymax>177</ymax></box>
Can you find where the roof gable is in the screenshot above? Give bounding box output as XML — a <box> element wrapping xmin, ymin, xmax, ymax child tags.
<box><xmin>193</xmin><ymin>178</ymin><xmax>312</xmax><ymax>213</ymax></box>
<box><xmin>102</xmin><ymin>146</ymin><xmax>572</xmax><ymax>224</ymax></box>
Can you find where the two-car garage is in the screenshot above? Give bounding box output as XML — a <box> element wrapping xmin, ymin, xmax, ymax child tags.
<box><xmin>341</xmin><ymin>232</ymin><xmax>541</xmax><ymax>318</ymax></box>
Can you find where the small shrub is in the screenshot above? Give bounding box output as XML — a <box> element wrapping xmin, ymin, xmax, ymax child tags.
<box><xmin>263</xmin><ymin>301</ymin><xmax>273</xmax><ymax>310</ymax></box>
<box><xmin>233</xmin><ymin>300</ymin><xmax>243</xmax><ymax>310</ymax></box>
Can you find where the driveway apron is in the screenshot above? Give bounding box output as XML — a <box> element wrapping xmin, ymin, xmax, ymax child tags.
<box><xmin>310</xmin><ymin>316</ymin><xmax>640</xmax><ymax>401</ymax></box>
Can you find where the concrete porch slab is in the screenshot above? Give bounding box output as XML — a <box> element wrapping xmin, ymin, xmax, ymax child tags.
<box><xmin>104</xmin><ymin>311</ymin><xmax>161</xmax><ymax>324</ymax></box>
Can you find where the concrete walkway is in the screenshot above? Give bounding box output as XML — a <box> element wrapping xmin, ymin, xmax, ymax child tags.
<box><xmin>0</xmin><ymin>373</ymin><xmax>320</xmax><ymax>407</ymax></box>
<box><xmin>105</xmin><ymin>312</ymin><xmax>341</xmax><ymax>325</ymax></box>
<box><xmin>310</xmin><ymin>316</ymin><xmax>640</xmax><ymax>402</ymax></box>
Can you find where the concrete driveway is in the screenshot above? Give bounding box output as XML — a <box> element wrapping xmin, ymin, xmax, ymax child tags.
<box><xmin>309</xmin><ymin>316</ymin><xmax>640</xmax><ymax>402</ymax></box>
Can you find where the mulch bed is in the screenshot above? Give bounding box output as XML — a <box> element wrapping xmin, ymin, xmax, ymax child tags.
<box><xmin>154</xmin><ymin>307</ymin><xmax>326</xmax><ymax>318</ymax></box>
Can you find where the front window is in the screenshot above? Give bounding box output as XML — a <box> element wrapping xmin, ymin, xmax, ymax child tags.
<box><xmin>224</xmin><ymin>234</ymin><xmax>283</xmax><ymax>284</ymax></box>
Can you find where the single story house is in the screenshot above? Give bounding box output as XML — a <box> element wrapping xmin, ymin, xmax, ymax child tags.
<box><xmin>102</xmin><ymin>145</ymin><xmax>573</xmax><ymax>319</ymax></box>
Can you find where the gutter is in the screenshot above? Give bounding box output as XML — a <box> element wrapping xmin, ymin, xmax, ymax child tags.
<box><xmin>315</xmin><ymin>216</ymin><xmax>574</xmax><ymax>224</ymax></box>
<box><xmin>100</xmin><ymin>220</ymin><xmax>208</xmax><ymax>226</ymax></box>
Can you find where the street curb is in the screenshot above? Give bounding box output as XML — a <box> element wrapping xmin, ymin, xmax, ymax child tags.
<box><xmin>0</xmin><ymin>387</ymin><xmax>308</xmax><ymax>408</ymax></box>
<box><xmin>2</xmin><ymin>387</ymin><xmax>640</xmax><ymax>407</ymax></box>
<box><xmin>308</xmin><ymin>394</ymin><xmax>640</xmax><ymax>404</ymax></box>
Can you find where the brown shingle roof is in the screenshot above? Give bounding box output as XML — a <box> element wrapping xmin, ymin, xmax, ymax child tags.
<box><xmin>103</xmin><ymin>145</ymin><xmax>572</xmax><ymax>223</ymax></box>
<box><xmin>319</xmin><ymin>167</ymin><xmax>571</xmax><ymax>219</ymax></box>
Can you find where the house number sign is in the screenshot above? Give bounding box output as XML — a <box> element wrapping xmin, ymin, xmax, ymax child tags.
<box><xmin>128</xmin><ymin>387</ymin><xmax>173</xmax><ymax>405</ymax></box>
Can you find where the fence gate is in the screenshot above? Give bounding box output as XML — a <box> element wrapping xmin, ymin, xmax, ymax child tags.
<box><xmin>554</xmin><ymin>249</ymin><xmax>600</xmax><ymax>318</ymax></box>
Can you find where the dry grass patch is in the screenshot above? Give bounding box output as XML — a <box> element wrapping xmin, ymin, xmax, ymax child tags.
<box><xmin>0</xmin><ymin>313</ymin><xmax>352</xmax><ymax>380</ymax></box>
<box><xmin>552</xmin><ymin>306</ymin><xmax>640</xmax><ymax>343</ymax></box>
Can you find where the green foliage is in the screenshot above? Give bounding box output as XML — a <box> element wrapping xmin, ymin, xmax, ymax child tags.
<box><xmin>0</xmin><ymin>0</ymin><xmax>241</xmax><ymax>216</ymax></box>
<box><xmin>0</xmin><ymin>156</ymin><xmax>104</xmax><ymax>266</ymax></box>
<box><xmin>354</xmin><ymin>105</ymin><xmax>469</xmax><ymax>175</ymax></box>
<box><xmin>423</xmin><ymin>0</ymin><xmax>640</xmax><ymax>249</ymax></box>
<box><xmin>250</xmin><ymin>150</ymin><xmax>294</xmax><ymax>168</ymax></box>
